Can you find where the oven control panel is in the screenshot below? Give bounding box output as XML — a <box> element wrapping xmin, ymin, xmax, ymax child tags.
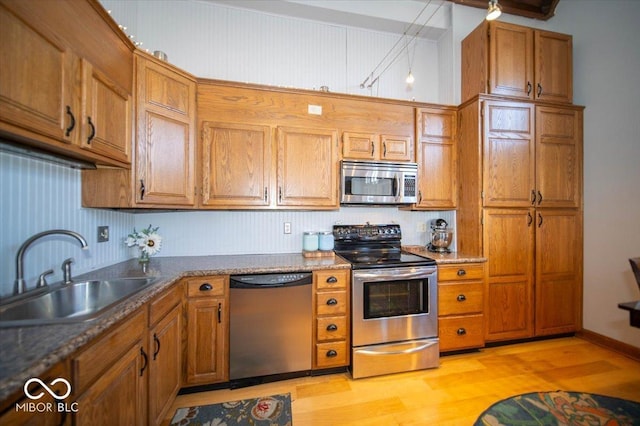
<box><xmin>333</xmin><ymin>224</ymin><xmax>401</xmax><ymax>241</ymax></box>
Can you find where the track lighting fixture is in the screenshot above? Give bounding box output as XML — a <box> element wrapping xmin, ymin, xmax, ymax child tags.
<box><xmin>486</xmin><ymin>0</ymin><xmax>502</xmax><ymax>21</ymax></box>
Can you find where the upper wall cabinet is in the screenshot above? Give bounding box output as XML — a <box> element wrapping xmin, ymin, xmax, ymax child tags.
<box><xmin>0</xmin><ymin>0</ymin><xmax>134</xmax><ymax>167</ymax></box>
<box><xmin>462</xmin><ymin>21</ymin><xmax>572</xmax><ymax>104</ymax></box>
<box><xmin>342</xmin><ymin>132</ymin><xmax>413</xmax><ymax>162</ymax></box>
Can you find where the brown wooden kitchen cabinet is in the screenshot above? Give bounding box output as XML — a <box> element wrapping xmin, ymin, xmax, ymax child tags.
<box><xmin>276</xmin><ymin>126</ymin><xmax>339</xmax><ymax>208</ymax></box>
<box><xmin>0</xmin><ymin>0</ymin><xmax>133</xmax><ymax>167</ymax></box>
<box><xmin>462</xmin><ymin>21</ymin><xmax>572</xmax><ymax>104</ymax></box>
<box><xmin>147</xmin><ymin>285</ymin><xmax>183</xmax><ymax>426</ymax></box>
<box><xmin>200</xmin><ymin>122</ymin><xmax>273</xmax><ymax>207</ymax></box>
<box><xmin>82</xmin><ymin>51</ymin><xmax>197</xmax><ymax>208</ymax></box>
<box><xmin>73</xmin><ymin>309</ymin><xmax>148</xmax><ymax>425</ymax></box>
<box><xmin>438</xmin><ymin>263</ymin><xmax>485</xmax><ymax>352</ymax></box>
<box><xmin>414</xmin><ymin>107</ymin><xmax>457</xmax><ymax>209</ymax></box>
<box><xmin>457</xmin><ymin>95</ymin><xmax>583</xmax><ymax>343</ymax></box>
<box><xmin>184</xmin><ymin>276</ymin><xmax>229</xmax><ymax>385</ymax></box>
<box><xmin>313</xmin><ymin>269</ymin><xmax>350</xmax><ymax>369</ymax></box>
<box><xmin>342</xmin><ymin>132</ymin><xmax>413</xmax><ymax>162</ymax></box>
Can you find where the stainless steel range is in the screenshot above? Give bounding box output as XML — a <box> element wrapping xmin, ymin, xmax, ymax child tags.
<box><xmin>334</xmin><ymin>223</ymin><xmax>439</xmax><ymax>379</ymax></box>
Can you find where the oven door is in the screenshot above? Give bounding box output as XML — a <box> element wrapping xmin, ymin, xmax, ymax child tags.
<box><xmin>352</xmin><ymin>266</ymin><xmax>438</xmax><ymax>347</ymax></box>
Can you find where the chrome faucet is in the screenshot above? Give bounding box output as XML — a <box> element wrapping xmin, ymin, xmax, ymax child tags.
<box><xmin>14</xmin><ymin>230</ymin><xmax>89</xmax><ymax>295</ymax></box>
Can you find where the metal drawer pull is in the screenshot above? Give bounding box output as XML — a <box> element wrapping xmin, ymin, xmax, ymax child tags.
<box><xmin>199</xmin><ymin>283</ymin><xmax>212</xmax><ymax>291</ymax></box>
<box><xmin>153</xmin><ymin>333</ymin><xmax>160</xmax><ymax>360</ymax></box>
<box><xmin>457</xmin><ymin>269</ymin><xmax>466</xmax><ymax>276</ymax></box>
<box><xmin>326</xmin><ymin>276</ymin><xmax>338</xmax><ymax>283</ymax></box>
<box><xmin>457</xmin><ymin>294</ymin><xmax>467</xmax><ymax>302</ymax></box>
<box><xmin>326</xmin><ymin>323</ymin><xmax>338</xmax><ymax>331</ymax></box>
<box><xmin>140</xmin><ymin>347</ymin><xmax>148</xmax><ymax>376</ymax></box>
<box><xmin>457</xmin><ymin>328</ymin><xmax>467</xmax><ymax>336</ymax></box>
<box><xmin>326</xmin><ymin>350</ymin><xmax>338</xmax><ymax>357</ymax></box>
<box><xmin>326</xmin><ymin>298</ymin><xmax>338</xmax><ymax>306</ymax></box>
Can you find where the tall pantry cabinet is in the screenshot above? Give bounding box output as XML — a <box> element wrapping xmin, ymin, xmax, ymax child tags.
<box><xmin>458</xmin><ymin>20</ymin><xmax>583</xmax><ymax>343</ymax></box>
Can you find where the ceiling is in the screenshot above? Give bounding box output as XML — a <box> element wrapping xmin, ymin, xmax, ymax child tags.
<box><xmin>447</xmin><ymin>0</ymin><xmax>560</xmax><ymax>20</ymax></box>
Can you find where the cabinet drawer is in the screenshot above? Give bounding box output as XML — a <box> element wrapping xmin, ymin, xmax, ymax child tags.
<box><xmin>149</xmin><ymin>283</ymin><xmax>182</xmax><ymax>326</ymax></box>
<box><xmin>186</xmin><ymin>276</ymin><xmax>226</xmax><ymax>297</ymax></box>
<box><xmin>315</xmin><ymin>341</ymin><xmax>348</xmax><ymax>368</ymax></box>
<box><xmin>73</xmin><ymin>309</ymin><xmax>146</xmax><ymax>393</ymax></box>
<box><xmin>316</xmin><ymin>315</ymin><xmax>347</xmax><ymax>341</ymax></box>
<box><xmin>316</xmin><ymin>291</ymin><xmax>347</xmax><ymax>316</ymax></box>
<box><xmin>439</xmin><ymin>315</ymin><xmax>484</xmax><ymax>352</ymax></box>
<box><xmin>316</xmin><ymin>269</ymin><xmax>348</xmax><ymax>290</ymax></box>
<box><xmin>438</xmin><ymin>263</ymin><xmax>484</xmax><ymax>281</ymax></box>
<box><xmin>439</xmin><ymin>282</ymin><xmax>483</xmax><ymax>315</ymax></box>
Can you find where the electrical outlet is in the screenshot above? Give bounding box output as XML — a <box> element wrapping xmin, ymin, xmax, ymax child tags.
<box><xmin>417</xmin><ymin>222</ymin><xmax>427</xmax><ymax>233</ymax></box>
<box><xmin>284</xmin><ymin>222</ymin><xmax>292</xmax><ymax>234</ymax></box>
<box><xmin>97</xmin><ymin>226</ymin><xmax>109</xmax><ymax>242</ymax></box>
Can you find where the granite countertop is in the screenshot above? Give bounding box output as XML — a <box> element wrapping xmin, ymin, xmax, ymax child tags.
<box><xmin>402</xmin><ymin>245</ymin><xmax>487</xmax><ymax>264</ymax></box>
<box><xmin>0</xmin><ymin>253</ymin><xmax>351</xmax><ymax>402</ymax></box>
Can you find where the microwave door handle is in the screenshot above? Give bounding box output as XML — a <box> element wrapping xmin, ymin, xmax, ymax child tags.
<box><xmin>394</xmin><ymin>175</ymin><xmax>400</xmax><ymax>199</ymax></box>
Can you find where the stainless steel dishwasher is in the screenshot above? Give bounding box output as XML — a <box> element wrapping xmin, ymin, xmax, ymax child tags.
<box><xmin>229</xmin><ymin>272</ymin><xmax>312</xmax><ymax>385</ymax></box>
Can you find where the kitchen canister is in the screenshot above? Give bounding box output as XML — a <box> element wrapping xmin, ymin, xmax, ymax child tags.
<box><xmin>318</xmin><ymin>231</ymin><xmax>334</xmax><ymax>251</ymax></box>
<box><xmin>303</xmin><ymin>231</ymin><xmax>319</xmax><ymax>251</ymax></box>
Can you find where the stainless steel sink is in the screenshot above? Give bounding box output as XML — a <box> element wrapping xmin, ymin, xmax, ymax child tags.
<box><xmin>0</xmin><ymin>277</ymin><xmax>160</xmax><ymax>327</ymax></box>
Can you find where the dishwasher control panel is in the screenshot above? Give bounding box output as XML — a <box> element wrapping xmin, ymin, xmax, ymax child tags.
<box><xmin>230</xmin><ymin>272</ymin><xmax>313</xmax><ymax>288</ymax></box>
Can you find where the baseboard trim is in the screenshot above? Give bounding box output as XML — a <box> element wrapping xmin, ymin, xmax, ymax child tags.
<box><xmin>577</xmin><ymin>329</ymin><xmax>640</xmax><ymax>362</ymax></box>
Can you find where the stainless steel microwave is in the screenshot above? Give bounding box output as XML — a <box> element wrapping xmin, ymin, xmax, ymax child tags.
<box><xmin>341</xmin><ymin>160</ymin><xmax>418</xmax><ymax>205</ymax></box>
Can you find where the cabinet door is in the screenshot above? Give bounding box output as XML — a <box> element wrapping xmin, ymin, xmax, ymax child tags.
<box><xmin>201</xmin><ymin>122</ymin><xmax>272</xmax><ymax>207</ymax></box>
<box><xmin>535</xmin><ymin>106</ymin><xmax>582</xmax><ymax>208</ymax></box>
<box><xmin>489</xmin><ymin>22</ymin><xmax>534</xmax><ymax>100</ymax></box>
<box><xmin>535</xmin><ymin>209</ymin><xmax>582</xmax><ymax>336</ymax></box>
<box><xmin>484</xmin><ymin>209</ymin><xmax>535</xmax><ymax>341</ymax></box>
<box><xmin>380</xmin><ymin>134</ymin><xmax>413</xmax><ymax>161</ymax></box>
<box><xmin>535</xmin><ymin>30</ymin><xmax>573</xmax><ymax>103</ymax></box>
<box><xmin>148</xmin><ymin>304</ymin><xmax>182</xmax><ymax>426</ymax></box>
<box><xmin>276</xmin><ymin>126</ymin><xmax>338</xmax><ymax>208</ymax></box>
<box><xmin>186</xmin><ymin>298</ymin><xmax>227</xmax><ymax>384</ymax></box>
<box><xmin>342</xmin><ymin>132</ymin><xmax>377</xmax><ymax>160</ymax></box>
<box><xmin>0</xmin><ymin>5</ymin><xmax>75</xmax><ymax>143</ymax></box>
<box><xmin>81</xmin><ymin>59</ymin><xmax>131</xmax><ymax>164</ymax></box>
<box><xmin>483</xmin><ymin>101</ymin><xmax>535</xmax><ymax>207</ymax></box>
<box><xmin>75</xmin><ymin>341</ymin><xmax>147</xmax><ymax>426</ymax></box>
<box><xmin>415</xmin><ymin>108</ymin><xmax>457</xmax><ymax>208</ymax></box>
<box><xmin>135</xmin><ymin>54</ymin><xmax>196</xmax><ymax>206</ymax></box>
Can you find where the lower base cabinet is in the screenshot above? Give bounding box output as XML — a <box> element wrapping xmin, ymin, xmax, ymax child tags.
<box><xmin>184</xmin><ymin>276</ymin><xmax>229</xmax><ymax>385</ymax></box>
<box><xmin>438</xmin><ymin>263</ymin><xmax>486</xmax><ymax>352</ymax></box>
<box><xmin>313</xmin><ymin>269</ymin><xmax>350</xmax><ymax>369</ymax></box>
<box><xmin>72</xmin><ymin>284</ymin><xmax>183</xmax><ymax>426</ymax></box>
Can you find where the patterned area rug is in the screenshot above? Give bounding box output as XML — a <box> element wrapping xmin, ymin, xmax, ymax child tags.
<box><xmin>475</xmin><ymin>391</ymin><xmax>640</xmax><ymax>425</ymax></box>
<box><xmin>170</xmin><ymin>393</ymin><xmax>292</xmax><ymax>426</ymax></box>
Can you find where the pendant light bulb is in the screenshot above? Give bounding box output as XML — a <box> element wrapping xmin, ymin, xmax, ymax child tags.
<box><xmin>486</xmin><ymin>0</ymin><xmax>502</xmax><ymax>21</ymax></box>
<box><xmin>406</xmin><ymin>70</ymin><xmax>415</xmax><ymax>84</ymax></box>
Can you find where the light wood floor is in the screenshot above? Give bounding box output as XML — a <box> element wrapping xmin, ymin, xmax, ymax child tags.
<box><xmin>163</xmin><ymin>337</ymin><xmax>640</xmax><ymax>425</ymax></box>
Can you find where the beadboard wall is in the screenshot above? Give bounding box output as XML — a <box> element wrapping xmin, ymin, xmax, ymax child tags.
<box><xmin>0</xmin><ymin>151</ymin><xmax>133</xmax><ymax>298</ymax></box>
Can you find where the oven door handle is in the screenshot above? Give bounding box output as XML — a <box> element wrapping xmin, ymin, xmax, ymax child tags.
<box><xmin>354</xmin><ymin>268</ymin><xmax>436</xmax><ymax>281</ymax></box>
<box><xmin>357</xmin><ymin>341</ymin><xmax>437</xmax><ymax>356</ymax></box>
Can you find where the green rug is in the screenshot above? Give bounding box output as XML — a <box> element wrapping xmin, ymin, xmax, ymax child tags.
<box><xmin>170</xmin><ymin>393</ymin><xmax>292</xmax><ymax>426</ymax></box>
<box><xmin>475</xmin><ymin>391</ymin><xmax>640</xmax><ymax>425</ymax></box>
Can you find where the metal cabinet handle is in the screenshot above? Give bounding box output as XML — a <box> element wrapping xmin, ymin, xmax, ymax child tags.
<box><xmin>457</xmin><ymin>294</ymin><xmax>467</xmax><ymax>302</ymax></box>
<box><xmin>65</xmin><ymin>106</ymin><xmax>76</xmax><ymax>136</ymax></box>
<box><xmin>326</xmin><ymin>298</ymin><xmax>338</xmax><ymax>306</ymax></box>
<box><xmin>199</xmin><ymin>283</ymin><xmax>212</xmax><ymax>291</ymax></box>
<box><xmin>140</xmin><ymin>179</ymin><xmax>146</xmax><ymax>200</ymax></box>
<box><xmin>537</xmin><ymin>83</ymin><xmax>543</xmax><ymax>97</ymax></box>
<box><xmin>531</xmin><ymin>189</ymin><xmax>536</xmax><ymax>205</ymax></box>
<box><xmin>140</xmin><ymin>347</ymin><xmax>148</xmax><ymax>376</ymax></box>
<box><xmin>527</xmin><ymin>211</ymin><xmax>533</xmax><ymax>227</ymax></box>
<box><xmin>370</xmin><ymin>140</ymin><xmax>375</xmax><ymax>156</ymax></box>
<box><xmin>264</xmin><ymin>187</ymin><xmax>268</xmax><ymax>202</ymax></box>
<box><xmin>457</xmin><ymin>328</ymin><xmax>467</xmax><ymax>336</ymax></box>
<box><xmin>153</xmin><ymin>333</ymin><xmax>160</xmax><ymax>360</ymax></box>
<box><xmin>218</xmin><ymin>302</ymin><xmax>222</xmax><ymax>323</ymax></box>
<box><xmin>457</xmin><ymin>269</ymin><xmax>466</xmax><ymax>276</ymax></box>
<box><xmin>527</xmin><ymin>82</ymin><xmax>532</xmax><ymax>95</ymax></box>
<box><xmin>382</xmin><ymin>141</ymin><xmax>387</xmax><ymax>157</ymax></box>
<box><xmin>326</xmin><ymin>350</ymin><xmax>338</xmax><ymax>358</ymax></box>
<box><xmin>538</xmin><ymin>213</ymin><xmax>543</xmax><ymax>228</ymax></box>
<box><xmin>326</xmin><ymin>276</ymin><xmax>338</xmax><ymax>284</ymax></box>
<box><xmin>86</xmin><ymin>116</ymin><xmax>95</xmax><ymax>144</ymax></box>
<box><xmin>537</xmin><ymin>191</ymin><xmax>543</xmax><ymax>205</ymax></box>
<box><xmin>326</xmin><ymin>323</ymin><xmax>338</xmax><ymax>331</ymax></box>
